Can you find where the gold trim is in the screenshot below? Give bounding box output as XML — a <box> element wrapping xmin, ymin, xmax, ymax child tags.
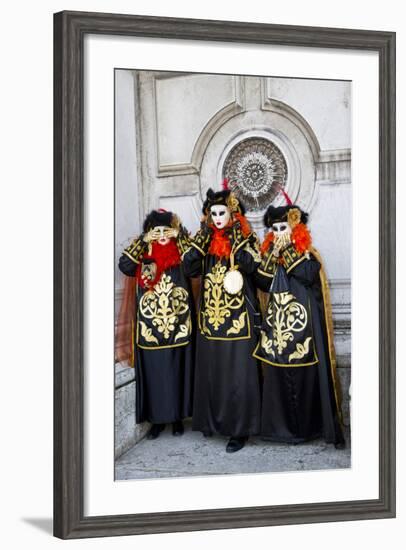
<box><xmin>253</xmin><ymin>313</ymin><xmax>319</xmax><ymax>367</ymax></box>
<box><xmin>180</xmin><ymin>247</ymin><xmax>191</xmax><ymax>260</ymax></box>
<box><xmin>284</xmin><ymin>246</ymin><xmax>294</xmax><ymax>263</ymax></box>
<box><xmin>137</xmin><ymin>341</ymin><xmax>190</xmax><ymax>351</ymax></box>
<box><xmin>262</xmin><ymin>250</ymin><xmax>277</xmax><ymax>274</ymax></box>
<box><xmin>233</xmin><ymin>237</ymin><xmax>249</xmax><ymax>254</ymax></box>
<box><xmin>284</xmin><ymin>254</ymin><xmax>306</xmax><ymax>273</ymax></box>
<box><xmin>123</xmin><ymin>250</ymin><xmax>141</xmax><ymax>264</ymax></box>
<box><xmin>257</xmin><ymin>268</ymin><xmax>274</xmax><ymax>279</ymax></box>
<box><xmin>310</xmin><ymin>246</ymin><xmax>344</xmax><ymax>425</ymax></box>
<box><xmin>130</xmin><ymin>319</ymin><xmax>135</xmax><ymax>368</ymax></box>
<box><xmin>252</xmin><ymin>345</ymin><xmax>319</xmax><ymax>367</ymax></box>
<box><xmin>191</xmin><ymin>241</ymin><xmax>206</xmax><ymax>256</ymax></box>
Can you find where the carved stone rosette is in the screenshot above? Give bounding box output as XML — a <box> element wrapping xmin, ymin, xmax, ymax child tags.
<box><xmin>222</xmin><ymin>137</ymin><xmax>288</xmax><ymax>211</ymax></box>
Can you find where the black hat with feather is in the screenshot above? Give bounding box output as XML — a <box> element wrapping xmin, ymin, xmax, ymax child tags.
<box><xmin>202</xmin><ymin>179</ymin><xmax>246</xmax><ymax>216</ymax></box>
<box><xmin>264</xmin><ymin>187</ymin><xmax>308</xmax><ymax>228</ymax></box>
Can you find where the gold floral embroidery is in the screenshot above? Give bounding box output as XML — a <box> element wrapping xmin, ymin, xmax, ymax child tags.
<box><xmin>202</xmin><ymin>262</ymin><xmax>244</xmax><ymax>332</ymax></box>
<box><xmin>226</xmin><ymin>311</ymin><xmax>247</xmax><ymax>335</ymax></box>
<box><xmin>266</xmin><ymin>292</ymin><xmax>308</xmax><ymax>355</ymax></box>
<box><xmin>175</xmin><ymin>316</ymin><xmax>192</xmax><ymax>343</ymax></box>
<box><xmin>260</xmin><ymin>330</ymin><xmax>275</xmax><ymax>357</ymax></box>
<box><xmin>139</xmin><ymin>274</ymin><xmax>190</xmax><ymax>341</ymax></box>
<box><xmin>139</xmin><ymin>320</ymin><xmax>159</xmax><ymax>345</ymax></box>
<box><xmin>288</xmin><ymin>336</ymin><xmax>312</xmax><ymax>361</ymax></box>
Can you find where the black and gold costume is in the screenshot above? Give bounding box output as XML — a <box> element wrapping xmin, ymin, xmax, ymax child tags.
<box><xmin>183</xmin><ymin>189</ymin><xmax>262</xmax><ymax>439</ymax></box>
<box><xmin>118</xmin><ymin>211</ymin><xmax>194</xmax><ymax>425</ymax></box>
<box><xmin>254</xmin><ymin>205</ymin><xmax>345</xmax><ymax>446</ymax></box>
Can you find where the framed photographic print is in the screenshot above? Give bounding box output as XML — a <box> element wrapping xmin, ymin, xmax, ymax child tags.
<box><xmin>54</xmin><ymin>10</ymin><xmax>396</xmax><ymax>539</ymax></box>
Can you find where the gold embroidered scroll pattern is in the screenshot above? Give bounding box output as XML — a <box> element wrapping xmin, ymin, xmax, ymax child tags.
<box><xmin>139</xmin><ymin>321</ymin><xmax>159</xmax><ymax>345</ymax></box>
<box><xmin>203</xmin><ymin>262</ymin><xmax>244</xmax><ymax>332</ymax></box>
<box><xmin>175</xmin><ymin>315</ymin><xmax>192</xmax><ymax>343</ymax></box>
<box><xmin>260</xmin><ymin>331</ymin><xmax>275</xmax><ymax>358</ymax></box>
<box><xmin>139</xmin><ymin>274</ymin><xmax>190</xmax><ymax>341</ymax></box>
<box><xmin>226</xmin><ymin>311</ymin><xmax>247</xmax><ymax>335</ymax></box>
<box><xmin>266</xmin><ymin>292</ymin><xmax>308</xmax><ymax>355</ymax></box>
<box><xmin>288</xmin><ymin>336</ymin><xmax>312</xmax><ymax>361</ymax></box>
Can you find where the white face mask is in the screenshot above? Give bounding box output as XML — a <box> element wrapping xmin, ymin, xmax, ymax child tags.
<box><xmin>154</xmin><ymin>225</ymin><xmax>171</xmax><ymax>246</ymax></box>
<box><xmin>271</xmin><ymin>221</ymin><xmax>292</xmax><ymax>237</ymax></box>
<box><xmin>210</xmin><ymin>205</ymin><xmax>231</xmax><ymax>229</ymax></box>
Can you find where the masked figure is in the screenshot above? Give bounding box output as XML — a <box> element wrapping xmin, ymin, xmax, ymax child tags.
<box><xmin>118</xmin><ymin>209</ymin><xmax>194</xmax><ymax>440</ymax></box>
<box><xmin>183</xmin><ymin>184</ymin><xmax>262</xmax><ymax>453</ymax></box>
<box><xmin>253</xmin><ymin>201</ymin><xmax>345</xmax><ymax>448</ymax></box>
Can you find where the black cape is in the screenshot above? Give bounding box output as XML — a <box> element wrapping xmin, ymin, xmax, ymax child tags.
<box><xmin>254</xmin><ymin>253</ymin><xmax>344</xmax><ymax>445</ymax></box>
<box><xmin>183</xmin><ymin>235</ymin><xmax>262</xmax><ymax>437</ymax></box>
<box><xmin>118</xmin><ymin>254</ymin><xmax>194</xmax><ymax>424</ymax></box>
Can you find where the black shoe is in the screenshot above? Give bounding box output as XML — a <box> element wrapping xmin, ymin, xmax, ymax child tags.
<box><xmin>146</xmin><ymin>423</ymin><xmax>165</xmax><ymax>440</ymax></box>
<box><xmin>226</xmin><ymin>436</ymin><xmax>247</xmax><ymax>453</ymax></box>
<box><xmin>334</xmin><ymin>440</ymin><xmax>346</xmax><ymax>450</ymax></box>
<box><xmin>172</xmin><ymin>420</ymin><xmax>184</xmax><ymax>436</ymax></box>
<box><xmin>203</xmin><ymin>430</ymin><xmax>213</xmax><ymax>438</ymax></box>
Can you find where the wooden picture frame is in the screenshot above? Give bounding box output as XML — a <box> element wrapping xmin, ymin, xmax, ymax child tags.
<box><xmin>54</xmin><ymin>10</ymin><xmax>396</xmax><ymax>539</ymax></box>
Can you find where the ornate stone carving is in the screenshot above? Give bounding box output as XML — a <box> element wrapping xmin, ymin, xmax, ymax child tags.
<box><xmin>223</xmin><ymin>137</ymin><xmax>288</xmax><ymax>211</ymax></box>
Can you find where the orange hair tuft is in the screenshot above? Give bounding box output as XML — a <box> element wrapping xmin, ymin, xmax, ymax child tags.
<box><xmin>260</xmin><ymin>231</ymin><xmax>275</xmax><ymax>254</ymax></box>
<box><xmin>208</xmin><ymin>224</ymin><xmax>232</xmax><ymax>258</ymax></box>
<box><xmin>234</xmin><ymin>212</ymin><xmax>252</xmax><ymax>238</ymax></box>
<box><xmin>291</xmin><ymin>223</ymin><xmax>311</xmax><ymax>253</ymax></box>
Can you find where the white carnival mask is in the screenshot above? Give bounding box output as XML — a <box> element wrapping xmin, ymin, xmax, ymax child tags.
<box><xmin>210</xmin><ymin>204</ymin><xmax>231</xmax><ymax>229</ymax></box>
<box><xmin>271</xmin><ymin>221</ymin><xmax>292</xmax><ymax>237</ymax></box>
<box><xmin>153</xmin><ymin>225</ymin><xmax>172</xmax><ymax>246</ymax></box>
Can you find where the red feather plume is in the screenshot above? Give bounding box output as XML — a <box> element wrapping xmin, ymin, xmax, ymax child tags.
<box><xmin>280</xmin><ymin>187</ymin><xmax>292</xmax><ymax>206</ymax></box>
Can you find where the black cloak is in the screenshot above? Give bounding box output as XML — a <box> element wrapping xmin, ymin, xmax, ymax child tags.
<box><xmin>118</xmin><ymin>238</ymin><xmax>194</xmax><ymax>425</ymax></box>
<box><xmin>183</xmin><ymin>224</ymin><xmax>262</xmax><ymax>437</ymax></box>
<box><xmin>254</xmin><ymin>244</ymin><xmax>345</xmax><ymax>446</ymax></box>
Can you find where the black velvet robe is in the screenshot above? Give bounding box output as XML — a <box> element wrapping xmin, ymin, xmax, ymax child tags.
<box><xmin>183</xmin><ymin>235</ymin><xmax>262</xmax><ymax>437</ymax></box>
<box><xmin>254</xmin><ymin>251</ymin><xmax>344</xmax><ymax>445</ymax></box>
<box><xmin>118</xmin><ymin>254</ymin><xmax>194</xmax><ymax>424</ymax></box>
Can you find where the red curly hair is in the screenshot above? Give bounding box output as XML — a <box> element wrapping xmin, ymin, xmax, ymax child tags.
<box><xmin>136</xmin><ymin>240</ymin><xmax>181</xmax><ymax>289</ymax></box>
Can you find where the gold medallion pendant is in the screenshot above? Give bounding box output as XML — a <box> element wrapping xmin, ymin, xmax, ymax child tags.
<box><xmin>223</xmin><ymin>269</ymin><xmax>244</xmax><ymax>295</ymax></box>
<box><xmin>223</xmin><ymin>250</ymin><xmax>244</xmax><ymax>295</ymax></box>
<box><xmin>200</xmin><ymin>261</ymin><xmax>249</xmax><ymax>340</ymax></box>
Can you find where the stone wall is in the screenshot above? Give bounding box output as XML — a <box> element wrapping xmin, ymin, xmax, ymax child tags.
<box><xmin>114</xmin><ymin>363</ymin><xmax>150</xmax><ymax>459</ymax></box>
